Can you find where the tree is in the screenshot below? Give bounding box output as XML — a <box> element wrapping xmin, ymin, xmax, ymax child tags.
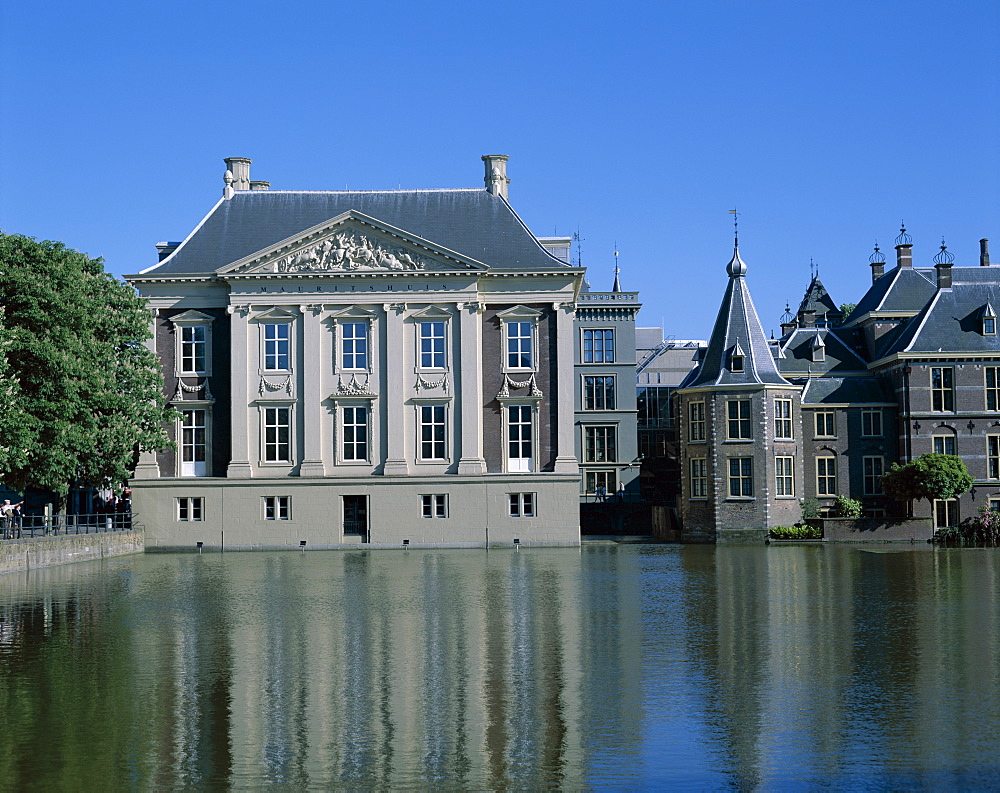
<box><xmin>840</xmin><ymin>302</ymin><xmax>857</xmax><ymax>319</ymax></box>
<box><xmin>0</xmin><ymin>233</ymin><xmax>173</xmax><ymax>506</ymax></box>
<box><xmin>881</xmin><ymin>453</ymin><xmax>973</xmax><ymax>508</ymax></box>
<box><xmin>0</xmin><ymin>309</ymin><xmax>32</xmax><ymax>475</ymax></box>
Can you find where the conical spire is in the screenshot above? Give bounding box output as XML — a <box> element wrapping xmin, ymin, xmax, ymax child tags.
<box><xmin>612</xmin><ymin>246</ymin><xmax>622</xmax><ymax>292</ymax></box>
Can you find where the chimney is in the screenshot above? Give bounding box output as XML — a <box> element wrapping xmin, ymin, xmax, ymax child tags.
<box><xmin>482</xmin><ymin>154</ymin><xmax>509</xmax><ymax>200</ymax></box>
<box><xmin>982</xmin><ymin>238</ymin><xmax>991</xmax><ymax>267</ymax></box>
<box><xmin>155</xmin><ymin>241</ymin><xmax>181</xmax><ymax>261</ymax></box>
<box><xmin>223</xmin><ymin>157</ymin><xmax>252</xmax><ymax>197</ymax></box>
<box><xmin>780</xmin><ymin>321</ymin><xmax>796</xmax><ymax>337</ymax></box>
<box><xmin>895</xmin><ymin>223</ymin><xmax>912</xmax><ymax>268</ymax></box>
<box><xmin>869</xmin><ymin>243</ymin><xmax>886</xmax><ymax>282</ymax></box>
<box><xmin>936</xmin><ymin>261</ymin><xmax>953</xmax><ymax>289</ymax></box>
<box><xmin>798</xmin><ymin>310</ymin><xmax>816</xmax><ymax>327</ymax></box>
<box><xmin>250</xmin><ymin>180</ymin><xmax>270</xmax><ymax>191</ymax></box>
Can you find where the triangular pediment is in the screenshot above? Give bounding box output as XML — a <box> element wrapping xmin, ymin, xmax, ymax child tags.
<box><xmin>219</xmin><ymin>212</ymin><xmax>488</xmax><ymax>275</ymax></box>
<box><xmin>496</xmin><ymin>305</ymin><xmax>544</xmax><ymax>319</ymax></box>
<box><xmin>329</xmin><ymin>305</ymin><xmax>379</xmax><ymax>319</ymax></box>
<box><xmin>251</xmin><ymin>306</ymin><xmax>299</xmax><ymax>320</ymax></box>
<box><xmin>410</xmin><ymin>304</ymin><xmax>454</xmax><ymax>319</ymax></box>
<box><xmin>170</xmin><ymin>309</ymin><xmax>215</xmax><ymax>325</ymax></box>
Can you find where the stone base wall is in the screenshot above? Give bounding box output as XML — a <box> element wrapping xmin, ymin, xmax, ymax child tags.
<box><xmin>717</xmin><ymin>527</ymin><xmax>768</xmax><ymax>544</ymax></box>
<box><xmin>0</xmin><ymin>531</ymin><xmax>144</xmax><ymax>575</ymax></box>
<box><xmin>820</xmin><ymin>517</ymin><xmax>934</xmax><ymax>542</ymax></box>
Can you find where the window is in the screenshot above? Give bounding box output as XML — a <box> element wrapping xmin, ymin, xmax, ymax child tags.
<box><xmin>584</xmin><ymin>425</ymin><xmax>617</xmax><ymax>463</ymax></box>
<box><xmin>863</xmin><ymin>456</ymin><xmax>884</xmax><ymax>495</ymax></box>
<box><xmin>774</xmin><ymin>399</ymin><xmax>793</xmax><ymax>439</ymax></box>
<box><xmin>584</xmin><ymin>376</ymin><xmax>616</xmax><ymax>410</ymax></box>
<box><xmin>861</xmin><ymin>409</ymin><xmax>883</xmax><ymax>437</ymax></box>
<box><xmin>419</xmin><ymin>321</ymin><xmax>446</xmax><ymax>368</ymax></box>
<box><xmin>985</xmin><ymin>316</ymin><xmax>996</xmax><ymax>335</ymax></box>
<box><xmin>177</xmin><ymin>497</ymin><xmax>204</xmax><ymax>522</ymax></box>
<box><xmin>816</xmin><ymin>456</ymin><xmax>837</xmax><ymax>496</ymax></box>
<box><xmin>342</xmin><ymin>406</ymin><xmax>369</xmax><ymax>462</ymax></box>
<box><xmin>989</xmin><ymin>436</ymin><xmax>1000</xmax><ymax>479</ymax></box>
<box><xmin>421</xmin><ymin>494</ymin><xmax>448</xmax><ymax>518</ymax></box>
<box><xmin>583</xmin><ymin>329</ymin><xmax>615</xmax><ymax>363</ymax></box>
<box><xmin>507</xmin><ymin>405</ymin><xmax>534</xmax><ymax>471</ymax></box>
<box><xmin>263</xmin><ymin>407</ymin><xmax>292</xmax><ymax>463</ymax></box>
<box><xmin>775</xmin><ymin>456</ymin><xmax>794</xmax><ymax>496</ymax></box>
<box><xmin>727</xmin><ymin>400</ymin><xmax>752</xmax><ymax>440</ymax></box>
<box><xmin>812</xmin><ymin>344</ymin><xmax>825</xmax><ymax>363</ymax></box>
<box><xmin>931</xmin><ymin>367</ymin><xmax>954</xmax><ymax>411</ymax></box>
<box><xmin>728</xmin><ymin>458</ymin><xmax>753</xmax><ymax>498</ymax></box>
<box><xmin>509</xmin><ymin>493</ymin><xmax>535</xmax><ymax>517</ymax></box>
<box><xmin>637</xmin><ymin>387</ymin><xmax>671</xmax><ymax>427</ymax></box>
<box><xmin>690</xmin><ymin>458</ymin><xmax>708</xmax><ymax>498</ymax></box>
<box><xmin>341</xmin><ymin>321</ymin><xmax>368</xmax><ymax>370</ymax></box>
<box><xmin>815</xmin><ymin>411</ymin><xmax>836</xmax><ymax>438</ymax></box>
<box><xmin>730</xmin><ymin>353</ymin><xmax>744</xmax><ymax>373</ymax></box>
<box><xmin>987</xmin><ymin>367</ymin><xmax>1000</xmax><ymax>411</ymax></box>
<box><xmin>934</xmin><ymin>499</ymin><xmax>959</xmax><ymax>529</ymax></box>
<box><xmin>989</xmin><ymin>498</ymin><xmax>1000</xmax><ymax>512</ymax></box>
<box><xmin>689</xmin><ymin>401</ymin><xmax>706</xmax><ymax>441</ymax></box>
<box><xmin>933</xmin><ymin>435</ymin><xmax>956</xmax><ymax>456</ymax></box>
<box><xmin>181</xmin><ymin>326</ymin><xmax>207</xmax><ymax>374</ymax></box>
<box><xmin>420</xmin><ymin>404</ymin><xmax>447</xmax><ymax>461</ymax></box>
<box><xmin>263</xmin><ymin>496</ymin><xmax>290</xmax><ymax>520</ymax></box>
<box><xmin>263</xmin><ymin>323</ymin><xmax>291</xmax><ymax>371</ymax></box>
<box><xmin>507</xmin><ymin>321</ymin><xmax>534</xmax><ymax>369</ymax></box>
<box><xmin>180</xmin><ymin>408</ymin><xmax>208</xmax><ymax>477</ymax></box>
<box><xmin>585</xmin><ymin>470</ymin><xmax>616</xmax><ymax>498</ymax></box>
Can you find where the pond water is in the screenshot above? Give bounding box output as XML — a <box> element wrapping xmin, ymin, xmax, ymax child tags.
<box><xmin>1</xmin><ymin>544</ymin><xmax>998</xmax><ymax>789</ymax></box>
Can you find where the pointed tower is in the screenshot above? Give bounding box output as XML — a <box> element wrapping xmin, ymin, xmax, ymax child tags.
<box><xmin>676</xmin><ymin>241</ymin><xmax>803</xmax><ymax>542</ymax></box>
<box><xmin>797</xmin><ymin>274</ymin><xmax>842</xmax><ymax>326</ymax></box>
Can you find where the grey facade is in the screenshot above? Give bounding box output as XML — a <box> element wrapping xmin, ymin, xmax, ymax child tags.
<box><xmin>127</xmin><ymin>156</ymin><xmax>584</xmax><ymax>549</ymax></box>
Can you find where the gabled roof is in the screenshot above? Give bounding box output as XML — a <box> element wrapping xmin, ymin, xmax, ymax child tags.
<box><xmin>680</xmin><ymin>245</ymin><xmax>792</xmax><ymax>389</ymax></box>
<box><xmin>800</xmin><ymin>376</ymin><xmax>893</xmax><ymax>405</ymax></box>
<box><xmin>776</xmin><ymin>327</ymin><xmax>868</xmax><ymax>375</ymax></box>
<box><xmin>845</xmin><ymin>265</ymin><xmax>936</xmax><ymax>322</ymax></box>
<box><xmin>136</xmin><ymin>189</ymin><xmax>570</xmax><ymax>276</ymax></box>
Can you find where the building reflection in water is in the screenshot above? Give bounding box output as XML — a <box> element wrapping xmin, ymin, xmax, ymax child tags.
<box><xmin>0</xmin><ymin>546</ymin><xmax>999</xmax><ymax>788</ymax></box>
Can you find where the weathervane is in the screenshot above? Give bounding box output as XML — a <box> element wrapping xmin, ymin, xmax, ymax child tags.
<box><xmin>729</xmin><ymin>208</ymin><xmax>739</xmax><ymax>245</ymax></box>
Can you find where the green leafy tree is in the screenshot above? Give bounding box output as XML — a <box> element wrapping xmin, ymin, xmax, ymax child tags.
<box><xmin>839</xmin><ymin>302</ymin><xmax>857</xmax><ymax>319</ymax></box>
<box><xmin>881</xmin><ymin>453</ymin><xmax>973</xmax><ymax>508</ymax></box>
<box><xmin>833</xmin><ymin>495</ymin><xmax>863</xmax><ymax>519</ymax></box>
<box><xmin>0</xmin><ymin>233</ymin><xmax>173</xmax><ymax>507</ymax></box>
<box><xmin>0</xmin><ymin>309</ymin><xmax>32</xmax><ymax>475</ymax></box>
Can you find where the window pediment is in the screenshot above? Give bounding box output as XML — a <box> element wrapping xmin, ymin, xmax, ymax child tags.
<box><xmin>496</xmin><ymin>305</ymin><xmax>544</xmax><ymax>320</ymax></box>
<box><xmin>252</xmin><ymin>306</ymin><xmax>298</xmax><ymax>320</ymax></box>
<box><xmin>170</xmin><ymin>309</ymin><xmax>215</xmax><ymax>325</ymax></box>
<box><xmin>410</xmin><ymin>304</ymin><xmax>453</xmax><ymax>319</ymax></box>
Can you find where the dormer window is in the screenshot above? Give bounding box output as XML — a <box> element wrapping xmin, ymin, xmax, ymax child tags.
<box><xmin>728</xmin><ymin>343</ymin><xmax>745</xmax><ymax>373</ymax></box>
<box><xmin>982</xmin><ymin>303</ymin><xmax>996</xmax><ymax>335</ymax></box>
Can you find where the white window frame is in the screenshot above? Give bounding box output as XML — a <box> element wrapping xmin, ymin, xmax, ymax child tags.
<box><xmin>988</xmin><ymin>435</ymin><xmax>1000</xmax><ymax>480</ymax></box>
<box><xmin>340</xmin><ymin>404</ymin><xmax>371</xmax><ymax>464</ymax></box>
<box><xmin>263</xmin><ymin>496</ymin><xmax>291</xmax><ymax>521</ymax></box>
<box><xmin>339</xmin><ymin>320</ymin><xmax>370</xmax><ymax>372</ymax></box>
<box><xmin>585</xmin><ymin>469</ymin><xmax>617</xmax><ymax>497</ymax></box>
<box><xmin>170</xmin><ymin>310</ymin><xmax>215</xmax><ymax>377</ymax></box>
<box><xmin>987</xmin><ymin>367</ymin><xmax>1000</xmax><ymax>411</ymax></box>
<box><xmin>728</xmin><ymin>457</ymin><xmax>753</xmax><ymax>498</ymax></box>
<box><xmin>506</xmin><ymin>404</ymin><xmax>536</xmax><ymax>472</ymax></box>
<box><xmin>775</xmin><ymin>456</ymin><xmax>794</xmax><ymax>497</ymax></box>
<box><xmin>931</xmin><ymin>367</ymin><xmax>955</xmax><ymax>412</ymax></box>
<box><xmin>261</xmin><ymin>321</ymin><xmax>292</xmax><ymax>373</ymax></box>
<box><xmin>815</xmin><ymin>411</ymin><xmax>836</xmax><ymax>438</ymax></box>
<box><xmin>689</xmin><ymin>401</ymin><xmax>706</xmax><ymax>442</ymax></box>
<box><xmin>418</xmin><ymin>319</ymin><xmax>448</xmax><ymax>370</ymax></box>
<box><xmin>932</xmin><ymin>434</ymin><xmax>956</xmax><ymax>456</ymax></box>
<box><xmin>690</xmin><ymin>457</ymin><xmax>708</xmax><ymax>499</ymax></box>
<box><xmin>727</xmin><ymin>399</ymin><xmax>752</xmax><ymax>440</ymax></box>
<box><xmin>774</xmin><ymin>399</ymin><xmax>793</xmax><ymax>439</ymax></box>
<box><xmin>509</xmin><ymin>493</ymin><xmax>536</xmax><ymax>518</ymax></box>
<box><xmin>934</xmin><ymin>499</ymin><xmax>959</xmax><ymax>529</ymax></box>
<box><xmin>861</xmin><ymin>408</ymin><xmax>882</xmax><ymax>437</ymax></box>
<box><xmin>581</xmin><ymin>328</ymin><xmax>616</xmax><ymax>364</ymax></box>
<box><xmin>863</xmin><ymin>456</ymin><xmax>884</xmax><ymax>496</ymax></box>
<box><xmin>421</xmin><ymin>494</ymin><xmax>448</xmax><ymax>518</ymax></box>
<box><xmin>583</xmin><ymin>374</ymin><xmax>617</xmax><ymax>411</ymax></box>
<box><xmin>583</xmin><ymin>424</ymin><xmax>618</xmax><ymax>464</ymax></box>
<box><xmin>984</xmin><ymin>316</ymin><xmax>996</xmax><ymax>335</ymax></box>
<box><xmin>179</xmin><ymin>408</ymin><xmax>209</xmax><ymax>477</ymax></box>
<box><xmin>416</xmin><ymin>401</ymin><xmax>450</xmax><ymax>463</ymax></box>
<box><xmin>259</xmin><ymin>404</ymin><xmax>294</xmax><ymax>465</ymax></box>
<box><xmin>176</xmin><ymin>497</ymin><xmax>204</xmax><ymax>522</ymax></box>
<box><xmin>816</xmin><ymin>456</ymin><xmax>837</xmax><ymax>496</ymax></box>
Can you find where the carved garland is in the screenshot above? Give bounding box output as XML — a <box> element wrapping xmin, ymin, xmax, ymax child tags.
<box><xmin>496</xmin><ymin>373</ymin><xmax>543</xmax><ymax>400</ymax></box>
<box><xmin>172</xmin><ymin>379</ymin><xmax>214</xmax><ymax>402</ymax></box>
<box><xmin>259</xmin><ymin>375</ymin><xmax>293</xmax><ymax>396</ymax></box>
<box><xmin>415</xmin><ymin>373</ymin><xmax>449</xmax><ymax>393</ymax></box>
<box><xmin>336</xmin><ymin>375</ymin><xmax>376</xmax><ymax>397</ymax></box>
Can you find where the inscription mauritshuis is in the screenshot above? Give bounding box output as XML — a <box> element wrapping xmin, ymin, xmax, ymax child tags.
<box><xmin>257</xmin><ymin>283</ymin><xmax>447</xmax><ymax>293</ymax></box>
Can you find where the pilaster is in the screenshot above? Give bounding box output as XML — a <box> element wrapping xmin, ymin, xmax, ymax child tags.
<box><xmin>554</xmin><ymin>302</ymin><xmax>579</xmax><ymax>473</ymax></box>
<box><xmin>299</xmin><ymin>304</ymin><xmax>327</xmax><ymax>477</ymax></box>
<box><xmin>227</xmin><ymin>305</ymin><xmax>254</xmax><ymax>477</ymax></box>
<box><xmin>134</xmin><ymin>308</ymin><xmax>161</xmax><ymax>478</ymax></box>
<box><xmin>383</xmin><ymin>302</ymin><xmax>409</xmax><ymax>475</ymax></box>
<box><xmin>457</xmin><ymin>301</ymin><xmax>487</xmax><ymax>474</ymax></box>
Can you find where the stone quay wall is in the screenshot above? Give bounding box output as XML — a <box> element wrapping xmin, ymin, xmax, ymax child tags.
<box><xmin>0</xmin><ymin>531</ymin><xmax>144</xmax><ymax>575</ymax></box>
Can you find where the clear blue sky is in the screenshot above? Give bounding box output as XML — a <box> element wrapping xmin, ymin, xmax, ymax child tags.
<box><xmin>2</xmin><ymin>0</ymin><xmax>997</xmax><ymax>340</ymax></box>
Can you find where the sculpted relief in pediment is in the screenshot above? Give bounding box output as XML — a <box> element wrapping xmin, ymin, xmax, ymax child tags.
<box><xmin>265</xmin><ymin>231</ymin><xmax>432</xmax><ymax>274</ymax></box>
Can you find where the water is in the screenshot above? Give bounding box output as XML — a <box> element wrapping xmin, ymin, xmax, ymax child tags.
<box><xmin>1</xmin><ymin>544</ymin><xmax>998</xmax><ymax>790</ymax></box>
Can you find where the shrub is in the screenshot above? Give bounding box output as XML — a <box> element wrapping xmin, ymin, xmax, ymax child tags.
<box><xmin>933</xmin><ymin>505</ymin><xmax>1000</xmax><ymax>546</ymax></box>
<box><xmin>770</xmin><ymin>525</ymin><xmax>823</xmax><ymax>540</ymax></box>
<box><xmin>800</xmin><ymin>498</ymin><xmax>822</xmax><ymax>521</ymax></box>
<box><xmin>833</xmin><ymin>495</ymin><xmax>863</xmax><ymax>519</ymax></box>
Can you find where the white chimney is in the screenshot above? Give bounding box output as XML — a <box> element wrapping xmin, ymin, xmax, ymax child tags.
<box><xmin>482</xmin><ymin>154</ymin><xmax>509</xmax><ymax>200</ymax></box>
<box><xmin>223</xmin><ymin>157</ymin><xmax>252</xmax><ymax>197</ymax></box>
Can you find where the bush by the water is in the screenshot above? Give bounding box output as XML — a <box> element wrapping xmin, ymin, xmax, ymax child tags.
<box><xmin>770</xmin><ymin>525</ymin><xmax>823</xmax><ymax>540</ymax></box>
<box><xmin>932</xmin><ymin>505</ymin><xmax>1000</xmax><ymax>546</ymax></box>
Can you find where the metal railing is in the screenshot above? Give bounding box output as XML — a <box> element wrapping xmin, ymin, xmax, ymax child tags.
<box><xmin>1</xmin><ymin>512</ymin><xmax>135</xmax><ymax>540</ymax></box>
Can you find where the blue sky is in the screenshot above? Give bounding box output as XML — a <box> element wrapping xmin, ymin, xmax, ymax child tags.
<box><xmin>2</xmin><ymin>0</ymin><xmax>997</xmax><ymax>340</ymax></box>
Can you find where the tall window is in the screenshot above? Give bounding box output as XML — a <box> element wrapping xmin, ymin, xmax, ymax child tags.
<box><xmin>509</xmin><ymin>493</ymin><xmax>535</xmax><ymax>517</ymax></box>
<box><xmin>815</xmin><ymin>411</ymin><xmax>836</xmax><ymax>437</ymax></box>
<box><xmin>180</xmin><ymin>326</ymin><xmax>207</xmax><ymax>373</ymax></box>
<box><xmin>728</xmin><ymin>458</ymin><xmax>753</xmax><ymax>497</ymax></box>
<box><xmin>263</xmin><ymin>323</ymin><xmax>290</xmax><ymax>371</ymax></box>
<box><xmin>934</xmin><ymin>499</ymin><xmax>958</xmax><ymax>528</ymax></box>
<box><xmin>507</xmin><ymin>405</ymin><xmax>534</xmax><ymax>471</ymax></box>
<box><xmin>774</xmin><ymin>399</ymin><xmax>793</xmax><ymax>439</ymax></box>
<box><xmin>421</xmin><ymin>494</ymin><xmax>448</xmax><ymax>518</ymax></box>
<box><xmin>342</xmin><ymin>406</ymin><xmax>368</xmax><ymax>461</ymax></box>
<box><xmin>775</xmin><ymin>456</ymin><xmax>794</xmax><ymax>496</ymax></box>
<box><xmin>933</xmin><ymin>435</ymin><xmax>956</xmax><ymax>456</ymax></box>
<box><xmin>863</xmin><ymin>456</ymin><xmax>884</xmax><ymax>495</ymax></box>
<box><xmin>584</xmin><ymin>376</ymin><xmax>616</xmax><ymax>410</ymax></box>
<box><xmin>931</xmin><ymin>367</ymin><xmax>954</xmax><ymax>411</ymax></box>
<box><xmin>263</xmin><ymin>496</ymin><xmax>290</xmax><ymax>520</ymax></box>
<box><xmin>181</xmin><ymin>408</ymin><xmax>207</xmax><ymax>477</ymax></box>
<box><xmin>637</xmin><ymin>387</ymin><xmax>671</xmax><ymax>427</ymax></box>
<box><xmin>689</xmin><ymin>401</ymin><xmax>706</xmax><ymax>441</ymax></box>
<box><xmin>341</xmin><ymin>322</ymin><xmax>368</xmax><ymax>370</ymax></box>
<box><xmin>988</xmin><ymin>436</ymin><xmax>1000</xmax><ymax>479</ymax></box>
<box><xmin>420</xmin><ymin>404</ymin><xmax>447</xmax><ymax>460</ymax></box>
<box><xmin>583</xmin><ymin>329</ymin><xmax>615</xmax><ymax>363</ymax></box>
<box><xmin>690</xmin><ymin>458</ymin><xmax>708</xmax><ymax>498</ymax></box>
<box><xmin>816</xmin><ymin>456</ymin><xmax>837</xmax><ymax>496</ymax></box>
<box><xmin>263</xmin><ymin>407</ymin><xmax>291</xmax><ymax>463</ymax></box>
<box><xmin>987</xmin><ymin>367</ymin><xmax>1000</xmax><ymax>410</ymax></box>
<box><xmin>861</xmin><ymin>409</ymin><xmax>882</xmax><ymax>437</ymax></box>
<box><xmin>727</xmin><ymin>400</ymin><xmax>752</xmax><ymax>440</ymax></box>
<box><xmin>420</xmin><ymin>322</ymin><xmax>446</xmax><ymax>368</ymax></box>
<box><xmin>985</xmin><ymin>316</ymin><xmax>997</xmax><ymax>335</ymax></box>
<box><xmin>177</xmin><ymin>497</ymin><xmax>204</xmax><ymax>522</ymax></box>
<box><xmin>584</xmin><ymin>425</ymin><xmax>617</xmax><ymax>463</ymax></box>
<box><xmin>507</xmin><ymin>321</ymin><xmax>533</xmax><ymax>369</ymax></box>
<box><xmin>585</xmin><ymin>470</ymin><xmax>616</xmax><ymax>498</ymax></box>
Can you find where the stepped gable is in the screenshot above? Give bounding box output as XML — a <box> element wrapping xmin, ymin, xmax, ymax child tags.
<box><xmin>680</xmin><ymin>243</ymin><xmax>792</xmax><ymax>388</ymax></box>
<box><xmin>140</xmin><ymin>189</ymin><xmax>569</xmax><ymax>276</ymax></box>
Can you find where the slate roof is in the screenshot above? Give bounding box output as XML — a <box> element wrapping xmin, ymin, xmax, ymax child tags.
<box><xmin>797</xmin><ymin>276</ymin><xmax>840</xmax><ymax>320</ymax></box>
<box><xmin>878</xmin><ymin>278</ymin><xmax>1000</xmax><ymax>357</ymax></box>
<box><xmin>680</xmin><ymin>245</ymin><xmax>792</xmax><ymax>388</ymax></box>
<box><xmin>776</xmin><ymin>327</ymin><xmax>868</xmax><ymax>375</ymax></box>
<box><xmin>800</xmin><ymin>376</ymin><xmax>893</xmax><ymax>405</ymax></box>
<box><xmin>138</xmin><ymin>189</ymin><xmax>569</xmax><ymax>276</ymax></box>
<box><xmin>845</xmin><ymin>265</ymin><xmax>936</xmax><ymax>322</ymax></box>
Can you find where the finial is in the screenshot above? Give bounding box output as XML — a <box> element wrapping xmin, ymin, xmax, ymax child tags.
<box><xmin>780</xmin><ymin>302</ymin><xmax>794</xmax><ymax>324</ymax></box>
<box><xmin>895</xmin><ymin>221</ymin><xmax>912</xmax><ymax>246</ymax></box>
<box><xmin>612</xmin><ymin>243</ymin><xmax>622</xmax><ymax>292</ymax></box>
<box><xmin>729</xmin><ymin>208</ymin><xmax>739</xmax><ymax>247</ymax></box>
<box><xmin>572</xmin><ymin>228</ymin><xmax>584</xmax><ymax>267</ymax></box>
<box><xmin>933</xmin><ymin>237</ymin><xmax>955</xmax><ymax>265</ymax></box>
<box><xmin>869</xmin><ymin>240</ymin><xmax>886</xmax><ymax>264</ymax></box>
